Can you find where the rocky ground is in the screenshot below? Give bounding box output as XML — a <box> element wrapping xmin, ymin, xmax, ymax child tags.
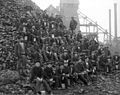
<box><xmin>0</xmin><ymin>70</ymin><xmax>120</xmax><ymax>95</ymax></box>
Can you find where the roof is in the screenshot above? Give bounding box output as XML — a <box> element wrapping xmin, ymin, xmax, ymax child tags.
<box><xmin>45</xmin><ymin>5</ymin><xmax>60</xmax><ymax>16</ymax></box>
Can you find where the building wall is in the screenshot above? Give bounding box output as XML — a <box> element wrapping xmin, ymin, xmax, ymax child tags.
<box><xmin>60</xmin><ymin>0</ymin><xmax>79</xmax><ymax>4</ymax></box>
<box><xmin>60</xmin><ymin>0</ymin><xmax>79</xmax><ymax>29</ymax></box>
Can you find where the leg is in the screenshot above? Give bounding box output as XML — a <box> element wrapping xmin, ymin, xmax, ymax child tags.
<box><xmin>42</xmin><ymin>80</ymin><xmax>52</xmax><ymax>94</ymax></box>
<box><xmin>78</xmin><ymin>74</ymin><xmax>88</xmax><ymax>85</ymax></box>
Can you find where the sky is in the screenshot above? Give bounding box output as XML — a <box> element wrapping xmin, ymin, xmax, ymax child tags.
<box><xmin>32</xmin><ymin>0</ymin><xmax>120</xmax><ymax>40</ymax></box>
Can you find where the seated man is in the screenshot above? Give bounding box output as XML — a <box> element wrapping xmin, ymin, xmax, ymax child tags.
<box><xmin>84</xmin><ymin>57</ymin><xmax>93</xmax><ymax>83</ymax></box>
<box><xmin>58</xmin><ymin>64</ymin><xmax>69</xmax><ymax>89</ymax></box>
<box><xmin>44</xmin><ymin>63</ymin><xmax>54</xmax><ymax>86</ymax></box>
<box><xmin>62</xmin><ymin>62</ymin><xmax>70</xmax><ymax>89</ymax></box>
<box><xmin>74</xmin><ymin>58</ymin><xmax>88</xmax><ymax>86</ymax></box>
<box><xmin>51</xmin><ymin>65</ymin><xmax>61</xmax><ymax>89</ymax></box>
<box><xmin>113</xmin><ymin>53</ymin><xmax>120</xmax><ymax>70</ymax></box>
<box><xmin>68</xmin><ymin>63</ymin><xmax>76</xmax><ymax>86</ymax></box>
<box><xmin>29</xmin><ymin>62</ymin><xmax>53</xmax><ymax>95</ymax></box>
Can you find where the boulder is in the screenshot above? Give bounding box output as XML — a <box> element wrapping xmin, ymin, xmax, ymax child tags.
<box><xmin>0</xmin><ymin>70</ymin><xmax>20</xmax><ymax>85</ymax></box>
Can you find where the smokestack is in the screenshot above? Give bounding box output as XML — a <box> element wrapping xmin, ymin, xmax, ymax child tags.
<box><xmin>109</xmin><ymin>9</ymin><xmax>111</xmax><ymax>43</ymax></box>
<box><xmin>114</xmin><ymin>3</ymin><xmax>117</xmax><ymax>40</ymax></box>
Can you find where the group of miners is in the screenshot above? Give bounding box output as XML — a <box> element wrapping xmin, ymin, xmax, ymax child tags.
<box><xmin>0</xmin><ymin>1</ymin><xmax>120</xmax><ymax>94</ymax></box>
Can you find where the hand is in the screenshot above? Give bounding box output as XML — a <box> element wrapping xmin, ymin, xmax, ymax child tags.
<box><xmin>50</xmin><ymin>78</ymin><xmax>53</xmax><ymax>81</ymax></box>
<box><xmin>37</xmin><ymin>77</ymin><xmax>43</xmax><ymax>81</ymax></box>
<box><xmin>86</xmin><ymin>69</ymin><xmax>89</xmax><ymax>72</ymax></box>
<box><xmin>40</xmin><ymin>78</ymin><xmax>43</xmax><ymax>81</ymax></box>
<box><xmin>37</xmin><ymin>77</ymin><xmax>41</xmax><ymax>80</ymax></box>
<box><xmin>63</xmin><ymin>73</ymin><xmax>65</xmax><ymax>75</ymax></box>
<box><xmin>66</xmin><ymin>74</ymin><xmax>69</xmax><ymax>77</ymax></box>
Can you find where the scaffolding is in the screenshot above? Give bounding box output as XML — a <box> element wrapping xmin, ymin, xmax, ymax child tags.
<box><xmin>78</xmin><ymin>11</ymin><xmax>114</xmax><ymax>43</ymax></box>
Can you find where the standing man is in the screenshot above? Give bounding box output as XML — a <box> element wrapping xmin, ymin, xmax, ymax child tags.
<box><xmin>15</xmin><ymin>37</ymin><xmax>27</xmax><ymax>71</ymax></box>
<box><xmin>69</xmin><ymin>17</ymin><xmax>77</xmax><ymax>34</ymax></box>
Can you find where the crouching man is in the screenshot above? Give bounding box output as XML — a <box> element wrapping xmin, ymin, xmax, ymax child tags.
<box><xmin>29</xmin><ymin>62</ymin><xmax>53</xmax><ymax>95</ymax></box>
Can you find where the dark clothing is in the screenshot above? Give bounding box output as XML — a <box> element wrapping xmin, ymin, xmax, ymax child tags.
<box><xmin>30</xmin><ymin>66</ymin><xmax>43</xmax><ymax>83</ymax></box>
<box><xmin>113</xmin><ymin>55</ymin><xmax>120</xmax><ymax>62</ymax></box>
<box><xmin>90</xmin><ymin>55</ymin><xmax>97</xmax><ymax>66</ymax></box>
<box><xmin>52</xmin><ymin>69</ymin><xmax>61</xmax><ymax>88</ymax></box>
<box><xmin>15</xmin><ymin>42</ymin><xmax>27</xmax><ymax>70</ymax></box>
<box><xmin>84</xmin><ymin>61</ymin><xmax>93</xmax><ymax>71</ymax></box>
<box><xmin>72</xmin><ymin>55</ymin><xmax>79</xmax><ymax>62</ymax></box>
<box><xmin>44</xmin><ymin>67</ymin><xmax>53</xmax><ymax>79</ymax></box>
<box><xmin>15</xmin><ymin>42</ymin><xmax>26</xmax><ymax>58</ymax></box>
<box><xmin>60</xmin><ymin>54</ymin><xmax>71</xmax><ymax>62</ymax></box>
<box><xmin>74</xmin><ymin>62</ymin><xmax>89</xmax><ymax>85</ymax></box>
<box><xmin>63</xmin><ymin>66</ymin><xmax>70</xmax><ymax>74</ymax></box>
<box><xmin>69</xmin><ymin>19</ymin><xmax>77</xmax><ymax>31</ymax></box>
<box><xmin>30</xmin><ymin>66</ymin><xmax>52</xmax><ymax>93</ymax></box>
<box><xmin>74</xmin><ymin>62</ymin><xmax>85</xmax><ymax>73</ymax></box>
<box><xmin>99</xmin><ymin>55</ymin><xmax>108</xmax><ymax>72</ymax></box>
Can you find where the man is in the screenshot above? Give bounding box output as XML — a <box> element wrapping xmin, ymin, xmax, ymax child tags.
<box><xmin>60</xmin><ymin>50</ymin><xmax>71</xmax><ymax>62</ymax></box>
<box><xmin>58</xmin><ymin>64</ymin><xmax>65</xmax><ymax>89</ymax></box>
<box><xmin>84</xmin><ymin>57</ymin><xmax>93</xmax><ymax>83</ymax></box>
<box><xmin>113</xmin><ymin>53</ymin><xmax>120</xmax><ymax>70</ymax></box>
<box><xmin>69</xmin><ymin>63</ymin><xmax>76</xmax><ymax>86</ymax></box>
<box><xmin>104</xmin><ymin>47</ymin><xmax>111</xmax><ymax>57</ymax></box>
<box><xmin>15</xmin><ymin>37</ymin><xmax>27</xmax><ymax>71</ymax></box>
<box><xmin>62</xmin><ymin>62</ymin><xmax>70</xmax><ymax>89</ymax></box>
<box><xmin>71</xmin><ymin>52</ymin><xmax>79</xmax><ymax>63</ymax></box>
<box><xmin>30</xmin><ymin>62</ymin><xmax>52</xmax><ymax>95</ymax></box>
<box><xmin>44</xmin><ymin>63</ymin><xmax>53</xmax><ymax>81</ymax></box>
<box><xmin>69</xmin><ymin>17</ymin><xmax>77</xmax><ymax>33</ymax></box>
<box><xmin>76</xmin><ymin>31</ymin><xmax>82</xmax><ymax>42</ymax></box>
<box><xmin>106</xmin><ymin>56</ymin><xmax>113</xmax><ymax>73</ymax></box>
<box><xmin>97</xmin><ymin>44</ymin><xmax>104</xmax><ymax>56</ymax></box>
<box><xmin>90</xmin><ymin>52</ymin><xmax>97</xmax><ymax>74</ymax></box>
<box><xmin>99</xmin><ymin>53</ymin><xmax>107</xmax><ymax>73</ymax></box>
<box><xmin>74</xmin><ymin>58</ymin><xmax>88</xmax><ymax>85</ymax></box>
<box><xmin>52</xmin><ymin>65</ymin><xmax>60</xmax><ymax>89</ymax></box>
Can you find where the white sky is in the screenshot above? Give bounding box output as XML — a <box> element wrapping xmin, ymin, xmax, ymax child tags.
<box><xmin>32</xmin><ymin>0</ymin><xmax>120</xmax><ymax>39</ymax></box>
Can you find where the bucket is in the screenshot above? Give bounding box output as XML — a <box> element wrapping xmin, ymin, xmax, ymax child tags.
<box><xmin>61</xmin><ymin>83</ymin><xmax>65</xmax><ymax>89</ymax></box>
<box><xmin>41</xmin><ymin>91</ymin><xmax>46</xmax><ymax>95</ymax></box>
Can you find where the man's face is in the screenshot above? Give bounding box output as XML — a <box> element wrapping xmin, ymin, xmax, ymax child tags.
<box><xmin>60</xmin><ymin>65</ymin><xmax>64</xmax><ymax>69</ymax></box>
<box><xmin>108</xmin><ymin>59</ymin><xmax>111</xmax><ymax>62</ymax></box>
<box><xmin>78</xmin><ymin>59</ymin><xmax>82</xmax><ymax>63</ymax></box>
<box><xmin>35</xmin><ymin>62</ymin><xmax>40</xmax><ymax>67</ymax></box>
<box><xmin>64</xmin><ymin>63</ymin><xmax>68</xmax><ymax>67</ymax></box>
<box><xmin>48</xmin><ymin>64</ymin><xmax>52</xmax><ymax>68</ymax></box>
<box><xmin>92</xmin><ymin>53</ymin><xmax>95</xmax><ymax>56</ymax></box>
<box><xmin>75</xmin><ymin>53</ymin><xmax>78</xmax><ymax>57</ymax></box>
<box><xmin>85</xmin><ymin>58</ymin><xmax>89</xmax><ymax>62</ymax></box>
<box><xmin>64</xmin><ymin>52</ymin><xmax>67</xmax><ymax>55</ymax></box>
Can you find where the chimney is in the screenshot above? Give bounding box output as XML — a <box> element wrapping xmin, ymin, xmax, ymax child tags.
<box><xmin>114</xmin><ymin>3</ymin><xmax>117</xmax><ymax>40</ymax></box>
<box><xmin>109</xmin><ymin>9</ymin><xmax>111</xmax><ymax>43</ymax></box>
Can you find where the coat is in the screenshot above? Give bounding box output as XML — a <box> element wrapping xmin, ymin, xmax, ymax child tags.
<box><xmin>15</xmin><ymin>42</ymin><xmax>26</xmax><ymax>58</ymax></box>
<box><xmin>30</xmin><ymin>66</ymin><xmax>43</xmax><ymax>83</ymax></box>
<box><xmin>69</xmin><ymin>19</ymin><xmax>77</xmax><ymax>30</ymax></box>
